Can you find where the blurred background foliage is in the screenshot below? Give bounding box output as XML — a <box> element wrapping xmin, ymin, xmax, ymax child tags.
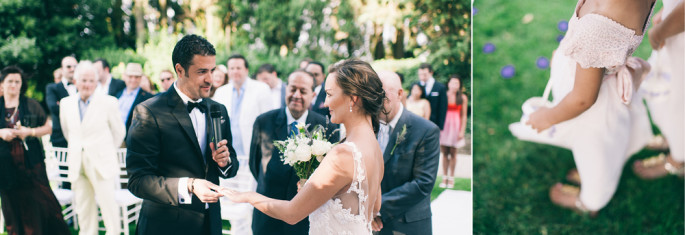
<box><xmin>0</xmin><ymin>0</ymin><xmax>470</xmax><ymax>103</ymax></box>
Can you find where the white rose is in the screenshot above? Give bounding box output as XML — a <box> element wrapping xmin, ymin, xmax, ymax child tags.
<box><xmin>286</xmin><ymin>151</ymin><xmax>297</xmax><ymax>165</ymax></box>
<box><xmin>316</xmin><ymin>155</ymin><xmax>324</xmax><ymax>162</ymax></box>
<box><xmin>294</xmin><ymin>144</ymin><xmax>312</xmax><ymax>162</ymax></box>
<box><xmin>311</xmin><ymin>140</ymin><xmax>330</xmax><ymax>156</ymax></box>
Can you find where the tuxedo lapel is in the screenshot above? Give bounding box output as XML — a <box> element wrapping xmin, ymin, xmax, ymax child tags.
<box><xmin>57</xmin><ymin>83</ymin><xmax>69</xmax><ymax>97</ymax></box>
<box><xmin>167</xmin><ymin>87</ymin><xmax>204</xmax><ymax>160</ymax></box>
<box><xmin>383</xmin><ymin>110</ymin><xmax>412</xmax><ymax>163</ymax></box>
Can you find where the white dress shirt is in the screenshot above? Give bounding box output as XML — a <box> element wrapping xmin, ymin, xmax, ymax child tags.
<box><xmin>312</xmin><ymin>85</ymin><xmax>322</xmax><ymax>105</ymax></box>
<box><xmin>270</xmin><ymin>80</ymin><xmax>283</xmax><ymax>109</ymax></box>
<box><xmin>174</xmin><ymin>82</ymin><xmax>231</xmax><ymax>206</ymax></box>
<box><xmin>95</xmin><ymin>75</ymin><xmax>113</xmax><ymax>95</ymax></box>
<box><xmin>422</xmin><ymin>77</ymin><xmax>436</xmax><ymax>95</ymax></box>
<box><xmin>378</xmin><ymin>105</ymin><xmax>404</xmax><ymax>154</ymax></box>
<box><xmin>286</xmin><ymin>107</ymin><xmax>308</xmax><ymax>128</ymax></box>
<box><xmin>62</xmin><ymin>77</ymin><xmax>77</xmax><ymax>95</ymax></box>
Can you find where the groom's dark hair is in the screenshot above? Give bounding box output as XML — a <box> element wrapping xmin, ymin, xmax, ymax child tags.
<box><xmin>172</xmin><ymin>34</ymin><xmax>216</xmax><ymax>74</ymax></box>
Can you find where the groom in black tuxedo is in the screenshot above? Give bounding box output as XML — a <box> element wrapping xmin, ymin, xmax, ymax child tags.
<box><xmin>126</xmin><ymin>34</ymin><xmax>239</xmax><ymax>235</ymax></box>
<box><xmin>374</xmin><ymin>71</ymin><xmax>441</xmax><ymax>235</ymax></box>
<box><xmin>249</xmin><ymin>70</ymin><xmax>338</xmax><ymax>235</ymax></box>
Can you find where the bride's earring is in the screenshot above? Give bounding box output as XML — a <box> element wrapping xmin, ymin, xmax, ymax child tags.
<box><xmin>349</xmin><ymin>105</ymin><xmax>352</xmax><ymax>112</ymax></box>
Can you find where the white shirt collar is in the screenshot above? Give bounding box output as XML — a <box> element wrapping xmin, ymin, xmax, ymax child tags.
<box><xmin>61</xmin><ymin>77</ymin><xmax>71</xmax><ymax>87</ymax></box>
<box><xmin>426</xmin><ymin>77</ymin><xmax>435</xmax><ymax>92</ymax></box>
<box><xmin>382</xmin><ymin>105</ymin><xmax>403</xmax><ymax>129</ymax></box>
<box><xmin>103</xmin><ymin>75</ymin><xmax>112</xmax><ymax>86</ymax></box>
<box><xmin>173</xmin><ymin>82</ymin><xmax>203</xmax><ymax>105</ymax></box>
<box><xmin>285</xmin><ymin>107</ymin><xmax>308</xmax><ymax>125</ymax></box>
<box><xmin>314</xmin><ymin>85</ymin><xmax>322</xmax><ymax>94</ymax></box>
<box><xmin>272</xmin><ymin>79</ymin><xmax>283</xmax><ymax>91</ymax></box>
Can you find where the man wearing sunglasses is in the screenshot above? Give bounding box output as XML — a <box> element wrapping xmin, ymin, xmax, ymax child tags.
<box><xmin>159</xmin><ymin>69</ymin><xmax>176</xmax><ymax>92</ymax></box>
<box><xmin>45</xmin><ymin>56</ymin><xmax>78</xmax><ymax>148</ymax></box>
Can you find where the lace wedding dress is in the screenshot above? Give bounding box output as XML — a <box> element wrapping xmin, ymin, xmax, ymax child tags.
<box><xmin>308</xmin><ymin>142</ymin><xmax>373</xmax><ymax>235</ymax></box>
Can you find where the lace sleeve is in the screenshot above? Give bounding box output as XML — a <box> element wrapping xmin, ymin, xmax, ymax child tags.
<box><xmin>564</xmin><ymin>14</ymin><xmax>638</xmax><ymax>69</ymax></box>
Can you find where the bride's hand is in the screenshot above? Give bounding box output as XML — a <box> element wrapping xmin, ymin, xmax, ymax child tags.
<box><xmin>222</xmin><ymin>189</ymin><xmax>252</xmax><ymax>203</ymax></box>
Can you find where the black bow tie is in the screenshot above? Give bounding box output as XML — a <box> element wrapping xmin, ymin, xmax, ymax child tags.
<box><xmin>187</xmin><ymin>100</ymin><xmax>206</xmax><ymax>113</ymax></box>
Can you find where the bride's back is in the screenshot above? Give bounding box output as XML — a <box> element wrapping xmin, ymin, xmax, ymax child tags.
<box><xmin>331</xmin><ymin>137</ymin><xmax>384</xmax><ymax>221</ymax></box>
<box><xmin>308</xmin><ymin>58</ymin><xmax>387</xmax><ymax>234</ymax></box>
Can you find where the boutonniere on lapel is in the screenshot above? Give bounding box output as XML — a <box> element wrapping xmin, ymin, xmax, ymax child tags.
<box><xmin>390</xmin><ymin>124</ymin><xmax>407</xmax><ymax>155</ymax></box>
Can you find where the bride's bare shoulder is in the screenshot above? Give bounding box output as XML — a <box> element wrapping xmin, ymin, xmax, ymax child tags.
<box><xmin>324</xmin><ymin>143</ymin><xmax>356</xmax><ymax>172</ymax></box>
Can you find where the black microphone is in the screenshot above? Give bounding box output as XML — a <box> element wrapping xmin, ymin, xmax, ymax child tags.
<box><xmin>210</xmin><ymin>104</ymin><xmax>222</xmax><ymax>147</ymax></box>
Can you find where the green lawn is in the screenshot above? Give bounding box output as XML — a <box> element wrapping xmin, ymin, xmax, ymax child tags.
<box><xmin>473</xmin><ymin>0</ymin><xmax>683</xmax><ymax>234</ymax></box>
<box><xmin>432</xmin><ymin>176</ymin><xmax>472</xmax><ymax>201</ymax></box>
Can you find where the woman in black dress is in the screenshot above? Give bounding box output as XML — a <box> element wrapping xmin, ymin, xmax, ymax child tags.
<box><xmin>0</xmin><ymin>66</ymin><xmax>69</xmax><ymax>235</ymax></box>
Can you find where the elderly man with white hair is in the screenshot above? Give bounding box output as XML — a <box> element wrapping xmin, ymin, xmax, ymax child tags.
<box><xmin>60</xmin><ymin>60</ymin><xmax>126</xmax><ymax>235</ymax></box>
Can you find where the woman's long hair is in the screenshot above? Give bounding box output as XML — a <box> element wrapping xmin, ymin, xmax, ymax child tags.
<box><xmin>450</xmin><ymin>74</ymin><xmax>464</xmax><ymax>105</ymax></box>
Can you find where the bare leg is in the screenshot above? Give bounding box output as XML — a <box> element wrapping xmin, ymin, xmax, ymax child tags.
<box><xmin>440</xmin><ymin>146</ymin><xmax>451</xmax><ymax>187</ymax></box>
<box><xmin>449</xmin><ymin>147</ymin><xmax>458</xmax><ymax>178</ymax></box>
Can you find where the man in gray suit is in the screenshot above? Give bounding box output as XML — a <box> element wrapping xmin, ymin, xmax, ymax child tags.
<box><xmin>373</xmin><ymin>71</ymin><xmax>441</xmax><ymax>234</ymax></box>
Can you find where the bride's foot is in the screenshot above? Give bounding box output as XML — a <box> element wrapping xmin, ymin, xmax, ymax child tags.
<box><xmin>633</xmin><ymin>153</ymin><xmax>685</xmax><ymax>179</ymax></box>
<box><xmin>565</xmin><ymin>168</ymin><xmax>581</xmax><ymax>185</ymax></box>
<box><xmin>645</xmin><ymin>135</ymin><xmax>669</xmax><ymax>151</ymax></box>
<box><xmin>447</xmin><ymin>177</ymin><xmax>454</xmax><ymax>189</ymax></box>
<box><xmin>549</xmin><ymin>183</ymin><xmax>597</xmax><ymax>217</ymax></box>
<box><xmin>439</xmin><ymin>178</ymin><xmax>448</xmax><ymax>188</ymax></box>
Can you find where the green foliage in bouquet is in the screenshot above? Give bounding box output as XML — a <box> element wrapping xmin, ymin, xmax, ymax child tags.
<box><xmin>274</xmin><ymin>122</ymin><xmax>339</xmax><ymax>181</ymax></box>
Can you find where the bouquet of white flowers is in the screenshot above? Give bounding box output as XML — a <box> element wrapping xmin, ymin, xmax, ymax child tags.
<box><xmin>274</xmin><ymin>123</ymin><xmax>337</xmax><ymax>184</ymax></box>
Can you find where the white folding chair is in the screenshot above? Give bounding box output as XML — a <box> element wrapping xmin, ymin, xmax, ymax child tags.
<box><xmin>99</xmin><ymin>148</ymin><xmax>143</xmax><ymax>235</ymax></box>
<box><xmin>219</xmin><ymin>155</ymin><xmax>257</xmax><ymax>235</ymax></box>
<box><xmin>45</xmin><ymin>147</ymin><xmax>78</xmax><ymax>230</ymax></box>
<box><xmin>1</xmin><ymin>203</ymin><xmax>4</xmax><ymax>233</ymax></box>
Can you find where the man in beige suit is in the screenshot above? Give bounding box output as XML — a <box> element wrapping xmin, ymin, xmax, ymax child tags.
<box><xmin>60</xmin><ymin>60</ymin><xmax>126</xmax><ymax>235</ymax></box>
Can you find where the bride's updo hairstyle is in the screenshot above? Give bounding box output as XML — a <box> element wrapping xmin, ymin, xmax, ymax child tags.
<box><xmin>328</xmin><ymin>59</ymin><xmax>387</xmax><ymax>134</ymax></box>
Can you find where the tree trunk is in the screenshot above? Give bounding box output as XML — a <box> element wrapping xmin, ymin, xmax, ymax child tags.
<box><xmin>134</xmin><ymin>0</ymin><xmax>147</xmax><ymax>49</ymax></box>
<box><xmin>112</xmin><ymin>0</ymin><xmax>125</xmax><ymax>47</ymax></box>
<box><xmin>392</xmin><ymin>27</ymin><xmax>404</xmax><ymax>59</ymax></box>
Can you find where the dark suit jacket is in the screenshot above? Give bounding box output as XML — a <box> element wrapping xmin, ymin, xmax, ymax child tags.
<box><xmin>379</xmin><ymin>109</ymin><xmax>440</xmax><ymax>235</ymax></box>
<box><xmin>417</xmin><ymin>80</ymin><xmax>448</xmax><ymax>130</ymax></box>
<box><xmin>108</xmin><ymin>77</ymin><xmax>126</xmax><ymax>97</ymax></box>
<box><xmin>279</xmin><ymin>82</ymin><xmax>287</xmax><ymax>108</ymax></box>
<box><xmin>311</xmin><ymin>80</ymin><xmax>330</xmax><ymax>118</ymax></box>
<box><xmin>248</xmin><ymin>108</ymin><xmax>338</xmax><ymax>235</ymax></box>
<box><xmin>45</xmin><ymin>82</ymin><xmax>70</xmax><ymax>147</ymax></box>
<box><xmin>126</xmin><ymin>86</ymin><xmax>239</xmax><ymax>235</ymax></box>
<box><xmin>116</xmin><ymin>88</ymin><xmax>154</xmax><ymax>133</ymax></box>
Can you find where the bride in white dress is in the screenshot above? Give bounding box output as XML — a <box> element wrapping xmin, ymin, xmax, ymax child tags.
<box><xmin>224</xmin><ymin>59</ymin><xmax>385</xmax><ymax>234</ymax></box>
